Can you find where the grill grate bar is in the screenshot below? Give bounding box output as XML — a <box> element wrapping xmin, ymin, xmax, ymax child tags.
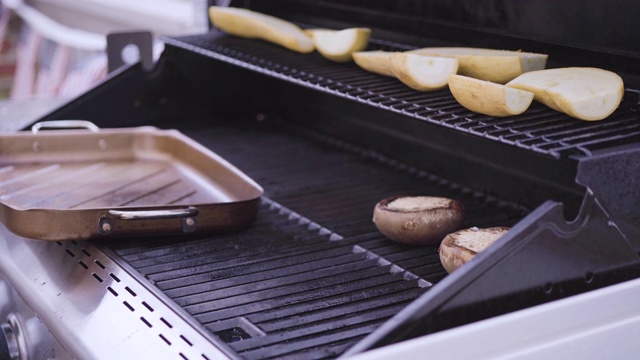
<box><xmin>234</xmin><ymin>305</ymin><xmax>403</xmax><ymax>353</ymax></box>
<box><xmin>257</xmin><ymin>299</ymin><xmax>415</xmax><ymax>334</ymax></box>
<box><xmin>244</xmin><ymin>286</ymin><xmax>425</xmax><ymax>328</ymax></box>
<box><xmin>160</xmin><ymin>251</ymin><xmax>367</xmax><ymax>295</ymax></box>
<box><xmin>194</xmin><ymin>274</ymin><xmax>422</xmax><ymax>324</ymax></box>
<box><xmin>241</xmin><ymin>323</ymin><xmax>380</xmax><ymax>360</ymax></box>
<box><xmin>186</xmin><ymin>266</ymin><xmax>408</xmax><ymax>316</ymax></box>
<box><xmin>170</xmin><ymin>258</ymin><xmax>383</xmax><ymax>304</ymax></box>
<box><xmin>119</xmin><ymin>218</ymin><xmax>308</xmax><ymax>262</ymax></box>
<box><xmin>131</xmin><ymin>229</ymin><xmax>339</xmax><ymax>274</ymax></box>
<box><xmin>142</xmin><ymin>237</ymin><xmax>348</xmax><ymax>283</ymax></box>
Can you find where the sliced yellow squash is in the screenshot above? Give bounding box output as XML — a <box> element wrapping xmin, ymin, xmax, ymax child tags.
<box><xmin>449</xmin><ymin>74</ymin><xmax>534</xmax><ymax>117</ymax></box>
<box><xmin>305</xmin><ymin>28</ymin><xmax>371</xmax><ymax>62</ymax></box>
<box><xmin>209</xmin><ymin>6</ymin><xmax>314</xmax><ymax>53</ymax></box>
<box><xmin>506</xmin><ymin>67</ymin><xmax>624</xmax><ymax>121</ymax></box>
<box><xmin>408</xmin><ymin>47</ymin><xmax>548</xmax><ymax>84</ymax></box>
<box><xmin>353</xmin><ymin>51</ymin><xmax>459</xmax><ymax>91</ymax></box>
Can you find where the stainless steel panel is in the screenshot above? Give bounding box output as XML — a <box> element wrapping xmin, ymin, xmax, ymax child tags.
<box><xmin>0</xmin><ymin>224</ymin><xmax>231</xmax><ymax>359</ymax></box>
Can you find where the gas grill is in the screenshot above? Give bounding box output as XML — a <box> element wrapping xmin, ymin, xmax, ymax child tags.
<box><xmin>0</xmin><ymin>1</ymin><xmax>639</xmax><ymax>359</ymax></box>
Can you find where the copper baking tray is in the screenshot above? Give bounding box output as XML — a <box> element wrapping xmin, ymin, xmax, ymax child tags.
<box><xmin>0</xmin><ymin>121</ymin><xmax>263</xmax><ymax>241</ymax></box>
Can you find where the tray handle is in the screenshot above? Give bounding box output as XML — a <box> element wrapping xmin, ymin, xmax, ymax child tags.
<box><xmin>32</xmin><ymin>120</ymin><xmax>100</xmax><ymax>133</ymax></box>
<box><xmin>98</xmin><ymin>207</ymin><xmax>199</xmax><ymax>235</ymax></box>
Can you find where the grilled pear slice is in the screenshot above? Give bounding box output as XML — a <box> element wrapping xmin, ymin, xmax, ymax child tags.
<box><xmin>373</xmin><ymin>196</ymin><xmax>464</xmax><ymax>245</ymax></box>
<box><xmin>449</xmin><ymin>74</ymin><xmax>534</xmax><ymax>117</ymax></box>
<box><xmin>506</xmin><ymin>67</ymin><xmax>624</xmax><ymax>121</ymax></box>
<box><xmin>209</xmin><ymin>6</ymin><xmax>314</xmax><ymax>53</ymax></box>
<box><xmin>408</xmin><ymin>47</ymin><xmax>548</xmax><ymax>84</ymax></box>
<box><xmin>304</xmin><ymin>28</ymin><xmax>371</xmax><ymax>62</ymax></box>
<box><xmin>353</xmin><ymin>51</ymin><xmax>459</xmax><ymax>91</ymax></box>
<box><xmin>439</xmin><ymin>227</ymin><xmax>509</xmax><ymax>273</ymax></box>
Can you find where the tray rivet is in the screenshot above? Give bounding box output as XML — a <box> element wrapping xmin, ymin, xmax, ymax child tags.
<box><xmin>32</xmin><ymin>141</ymin><xmax>40</xmax><ymax>152</ymax></box>
<box><xmin>185</xmin><ymin>218</ymin><xmax>195</xmax><ymax>227</ymax></box>
<box><xmin>101</xmin><ymin>223</ymin><xmax>112</xmax><ymax>233</ymax></box>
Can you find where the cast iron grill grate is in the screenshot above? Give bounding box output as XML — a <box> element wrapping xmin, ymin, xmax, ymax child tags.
<box><xmin>165</xmin><ymin>32</ymin><xmax>640</xmax><ymax>159</ymax></box>
<box><xmin>103</xmin><ymin>119</ymin><xmax>528</xmax><ymax>359</ymax></box>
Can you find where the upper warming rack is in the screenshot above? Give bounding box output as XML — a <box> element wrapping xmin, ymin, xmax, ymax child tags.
<box><xmin>164</xmin><ymin>31</ymin><xmax>640</xmax><ymax>159</ymax></box>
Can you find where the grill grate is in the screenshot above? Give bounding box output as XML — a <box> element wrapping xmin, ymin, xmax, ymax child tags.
<box><xmin>102</xmin><ymin>119</ymin><xmax>527</xmax><ymax>358</ymax></box>
<box><xmin>165</xmin><ymin>32</ymin><xmax>640</xmax><ymax>159</ymax></box>
<box><xmin>107</xmin><ymin>200</ymin><xmax>428</xmax><ymax>359</ymax></box>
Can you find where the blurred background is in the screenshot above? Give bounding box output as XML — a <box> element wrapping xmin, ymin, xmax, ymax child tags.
<box><xmin>0</xmin><ymin>0</ymin><xmax>211</xmax><ymax>128</ymax></box>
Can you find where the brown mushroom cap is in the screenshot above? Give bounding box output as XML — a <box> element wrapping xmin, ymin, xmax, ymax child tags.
<box><xmin>438</xmin><ymin>226</ymin><xmax>510</xmax><ymax>273</ymax></box>
<box><xmin>372</xmin><ymin>196</ymin><xmax>464</xmax><ymax>245</ymax></box>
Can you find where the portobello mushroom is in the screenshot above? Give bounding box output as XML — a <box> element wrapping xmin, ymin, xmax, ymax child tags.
<box><xmin>373</xmin><ymin>196</ymin><xmax>464</xmax><ymax>245</ymax></box>
<box><xmin>438</xmin><ymin>226</ymin><xmax>510</xmax><ymax>273</ymax></box>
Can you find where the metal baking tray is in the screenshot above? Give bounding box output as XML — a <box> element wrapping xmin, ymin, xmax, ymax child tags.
<box><xmin>0</xmin><ymin>121</ymin><xmax>263</xmax><ymax>241</ymax></box>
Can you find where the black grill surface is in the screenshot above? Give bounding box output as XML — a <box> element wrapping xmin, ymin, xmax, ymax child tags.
<box><xmin>165</xmin><ymin>32</ymin><xmax>640</xmax><ymax>159</ymax></box>
<box><xmin>101</xmin><ymin>119</ymin><xmax>527</xmax><ymax>359</ymax></box>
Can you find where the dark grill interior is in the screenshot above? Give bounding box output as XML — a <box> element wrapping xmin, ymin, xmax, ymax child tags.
<box><xmin>100</xmin><ymin>119</ymin><xmax>527</xmax><ymax>359</ymax></box>
<box><xmin>165</xmin><ymin>32</ymin><xmax>640</xmax><ymax>159</ymax></box>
